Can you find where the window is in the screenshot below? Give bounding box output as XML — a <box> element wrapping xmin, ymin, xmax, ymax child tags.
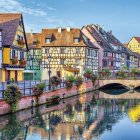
<box><xmin>104</xmin><ymin>51</ymin><xmax>108</xmax><ymax>57</ymax></box>
<box><xmin>45</xmin><ymin>38</ymin><xmax>51</xmax><ymax>44</ymax></box>
<box><xmin>94</xmin><ymin>50</ymin><xmax>98</xmax><ymax>57</ymax></box>
<box><xmin>20</xmin><ymin>52</ymin><xmax>24</xmax><ymax>59</ymax></box>
<box><xmin>12</xmin><ymin>50</ymin><xmax>16</xmax><ymax>58</ymax></box>
<box><xmin>60</xmin><ymin>48</ymin><xmax>65</xmax><ymax>53</ymax></box>
<box><xmin>111</xmin><ymin>61</ymin><xmax>114</xmax><ymax>66</ymax></box>
<box><xmin>103</xmin><ymin>60</ymin><xmax>107</xmax><ymax>67</ymax></box>
<box><xmin>87</xmin><ymin>48</ymin><xmax>90</xmax><ymax>56</ymax></box>
<box><xmin>45</xmin><ymin>48</ymin><xmax>49</xmax><ymax>54</ymax></box>
<box><xmin>17</xmin><ymin>35</ymin><xmax>23</xmax><ymax>41</ymax></box>
<box><xmin>76</xmin><ymin>48</ymin><xmax>80</xmax><ymax>53</ymax></box>
<box><xmin>60</xmin><ymin>59</ymin><xmax>65</xmax><ymax>65</ymax></box>
<box><xmin>33</xmin><ymin>41</ymin><xmax>37</xmax><ymax>45</ymax></box>
<box><xmin>74</xmin><ymin>38</ymin><xmax>79</xmax><ymax>44</ymax></box>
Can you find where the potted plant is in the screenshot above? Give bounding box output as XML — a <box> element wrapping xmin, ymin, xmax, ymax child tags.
<box><xmin>50</xmin><ymin>76</ymin><xmax>62</xmax><ymax>90</ymax></box>
<box><xmin>32</xmin><ymin>83</ymin><xmax>46</xmax><ymax>106</ymax></box>
<box><xmin>11</xmin><ymin>56</ymin><xmax>18</xmax><ymax>65</ymax></box>
<box><xmin>17</xmin><ymin>40</ymin><xmax>24</xmax><ymax>45</ymax></box>
<box><xmin>20</xmin><ymin>59</ymin><xmax>27</xmax><ymax>67</ymax></box>
<box><xmin>75</xmin><ymin>76</ymin><xmax>83</xmax><ymax>89</ymax></box>
<box><xmin>4</xmin><ymin>84</ymin><xmax>22</xmax><ymax>112</ymax></box>
<box><xmin>83</xmin><ymin>69</ymin><xmax>93</xmax><ymax>79</ymax></box>
<box><xmin>64</xmin><ymin>75</ymin><xmax>76</xmax><ymax>90</ymax></box>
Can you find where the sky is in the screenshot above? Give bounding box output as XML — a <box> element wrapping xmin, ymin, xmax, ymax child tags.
<box><xmin>0</xmin><ymin>0</ymin><xmax>140</xmax><ymax>43</ymax></box>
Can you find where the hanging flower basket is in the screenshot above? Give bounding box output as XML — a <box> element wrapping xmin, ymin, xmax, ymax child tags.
<box><xmin>32</xmin><ymin>83</ymin><xmax>46</xmax><ymax>96</ymax></box>
<box><xmin>17</xmin><ymin>40</ymin><xmax>24</xmax><ymax>45</ymax></box>
<box><xmin>83</xmin><ymin>69</ymin><xmax>93</xmax><ymax>79</ymax></box>
<box><xmin>11</xmin><ymin>56</ymin><xmax>18</xmax><ymax>65</ymax></box>
<box><xmin>50</xmin><ymin>76</ymin><xmax>62</xmax><ymax>90</ymax></box>
<box><xmin>75</xmin><ymin>76</ymin><xmax>83</xmax><ymax>89</ymax></box>
<box><xmin>20</xmin><ymin>59</ymin><xmax>27</xmax><ymax>67</ymax></box>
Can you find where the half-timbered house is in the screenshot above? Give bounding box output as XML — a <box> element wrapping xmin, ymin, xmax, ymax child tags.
<box><xmin>25</xmin><ymin>33</ymin><xmax>42</xmax><ymax>80</ymax></box>
<box><xmin>41</xmin><ymin>27</ymin><xmax>98</xmax><ymax>80</ymax></box>
<box><xmin>0</xmin><ymin>13</ymin><xmax>28</xmax><ymax>82</ymax></box>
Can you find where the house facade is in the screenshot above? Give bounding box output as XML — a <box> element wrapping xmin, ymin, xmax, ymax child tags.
<box><xmin>0</xmin><ymin>13</ymin><xmax>28</xmax><ymax>82</ymax></box>
<box><xmin>0</xmin><ymin>29</ymin><xmax>2</xmax><ymax>80</ymax></box>
<box><xmin>25</xmin><ymin>33</ymin><xmax>42</xmax><ymax>80</ymax></box>
<box><xmin>39</xmin><ymin>27</ymin><xmax>98</xmax><ymax>80</ymax></box>
<box><xmin>81</xmin><ymin>24</ymin><xmax>139</xmax><ymax>71</ymax></box>
<box><xmin>127</xmin><ymin>37</ymin><xmax>140</xmax><ymax>54</ymax></box>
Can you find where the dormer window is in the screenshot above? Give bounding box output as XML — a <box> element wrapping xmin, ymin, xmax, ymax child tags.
<box><xmin>46</xmin><ymin>38</ymin><xmax>51</xmax><ymax>44</ymax></box>
<box><xmin>33</xmin><ymin>41</ymin><xmax>37</xmax><ymax>45</ymax></box>
<box><xmin>74</xmin><ymin>38</ymin><xmax>79</xmax><ymax>44</ymax></box>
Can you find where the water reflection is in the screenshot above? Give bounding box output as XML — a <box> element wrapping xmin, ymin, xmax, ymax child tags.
<box><xmin>0</xmin><ymin>92</ymin><xmax>140</xmax><ymax>140</ymax></box>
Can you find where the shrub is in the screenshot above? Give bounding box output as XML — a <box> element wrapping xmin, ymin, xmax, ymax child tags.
<box><xmin>4</xmin><ymin>84</ymin><xmax>22</xmax><ymax>112</ymax></box>
<box><xmin>50</xmin><ymin>76</ymin><xmax>62</xmax><ymax>90</ymax></box>
<box><xmin>75</xmin><ymin>76</ymin><xmax>83</xmax><ymax>89</ymax></box>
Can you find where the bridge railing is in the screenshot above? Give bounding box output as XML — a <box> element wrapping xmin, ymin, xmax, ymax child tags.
<box><xmin>97</xmin><ymin>72</ymin><xmax>140</xmax><ymax>80</ymax></box>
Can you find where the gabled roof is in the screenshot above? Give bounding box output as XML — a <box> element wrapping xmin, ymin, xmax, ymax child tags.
<box><xmin>86</xmin><ymin>25</ymin><xmax>114</xmax><ymax>52</ymax></box>
<box><xmin>82</xmin><ymin>34</ymin><xmax>98</xmax><ymax>49</ymax></box>
<box><xmin>26</xmin><ymin>33</ymin><xmax>41</xmax><ymax>49</ymax></box>
<box><xmin>134</xmin><ymin>37</ymin><xmax>140</xmax><ymax>43</ymax></box>
<box><xmin>41</xmin><ymin>28</ymin><xmax>86</xmax><ymax>47</ymax></box>
<box><xmin>0</xmin><ymin>13</ymin><xmax>28</xmax><ymax>50</ymax></box>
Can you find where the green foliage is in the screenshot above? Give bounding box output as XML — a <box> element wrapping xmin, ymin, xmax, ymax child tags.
<box><xmin>98</xmin><ymin>68</ymin><xmax>111</xmax><ymax>79</ymax></box>
<box><xmin>64</xmin><ymin>75</ymin><xmax>76</xmax><ymax>90</ymax></box>
<box><xmin>3</xmin><ymin>114</ymin><xmax>21</xmax><ymax>139</ymax></box>
<box><xmin>116</xmin><ymin>69</ymin><xmax>127</xmax><ymax>79</ymax></box>
<box><xmin>32</xmin><ymin>83</ymin><xmax>46</xmax><ymax>96</ymax></box>
<box><xmin>50</xmin><ymin>76</ymin><xmax>62</xmax><ymax>90</ymax></box>
<box><xmin>4</xmin><ymin>84</ymin><xmax>22</xmax><ymax>112</ymax></box>
<box><xmin>75</xmin><ymin>76</ymin><xmax>83</xmax><ymax>89</ymax></box>
<box><xmin>83</xmin><ymin>69</ymin><xmax>93</xmax><ymax>78</ymax></box>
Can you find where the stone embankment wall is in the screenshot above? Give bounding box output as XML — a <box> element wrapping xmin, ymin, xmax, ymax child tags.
<box><xmin>0</xmin><ymin>81</ymin><xmax>93</xmax><ymax>115</ymax></box>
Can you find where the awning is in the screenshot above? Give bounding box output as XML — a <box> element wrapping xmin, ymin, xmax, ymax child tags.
<box><xmin>6</xmin><ymin>68</ymin><xmax>25</xmax><ymax>70</ymax></box>
<box><xmin>64</xmin><ymin>67</ymin><xmax>80</xmax><ymax>72</ymax></box>
<box><xmin>23</xmin><ymin>70</ymin><xmax>34</xmax><ymax>73</ymax></box>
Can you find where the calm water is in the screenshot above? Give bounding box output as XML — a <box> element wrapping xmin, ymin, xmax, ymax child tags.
<box><xmin>0</xmin><ymin>90</ymin><xmax>140</xmax><ymax>140</ymax></box>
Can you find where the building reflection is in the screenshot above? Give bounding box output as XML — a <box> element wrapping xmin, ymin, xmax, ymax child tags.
<box><xmin>0</xmin><ymin>92</ymin><xmax>140</xmax><ymax>139</ymax></box>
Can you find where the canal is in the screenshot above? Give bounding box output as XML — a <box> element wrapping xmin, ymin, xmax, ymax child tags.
<box><xmin>0</xmin><ymin>89</ymin><xmax>140</xmax><ymax>140</ymax></box>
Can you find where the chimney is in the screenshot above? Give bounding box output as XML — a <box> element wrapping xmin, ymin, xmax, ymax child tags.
<box><xmin>58</xmin><ymin>27</ymin><xmax>61</xmax><ymax>33</ymax></box>
<box><xmin>66</xmin><ymin>27</ymin><xmax>71</xmax><ymax>32</ymax></box>
<box><xmin>109</xmin><ymin>30</ymin><xmax>112</xmax><ymax>35</ymax></box>
<box><xmin>96</xmin><ymin>24</ymin><xmax>100</xmax><ymax>31</ymax></box>
<box><xmin>30</xmin><ymin>29</ymin><xmax>33</xmax><ymax>35</ymax></box>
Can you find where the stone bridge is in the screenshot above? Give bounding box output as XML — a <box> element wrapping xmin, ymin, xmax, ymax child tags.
<box><xmin>99</xmin><ymin>91</ymin><xmax>140</xmax><ymax>99</ymax></box>
<box><xmin>98</xmin><ymin>79</ymin><xmax>140</xmax><ymax>89</ymax></box>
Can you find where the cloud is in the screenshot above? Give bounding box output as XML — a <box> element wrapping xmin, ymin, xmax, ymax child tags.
<box><xmin>46</xmin><ymin>6</ymin><xmax>56</xmax><ymax>11</ymax></box>
<box><xmin>0</xmin><ymin>0</ymin><xmax>47</xmax><ymax>16</ymax></box>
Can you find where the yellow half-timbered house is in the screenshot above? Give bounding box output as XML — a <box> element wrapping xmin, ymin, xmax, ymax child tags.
<box><xmin>0</xmin><ymin>13</ymin><xmax>28</xmax><ymax>82</ymax></box>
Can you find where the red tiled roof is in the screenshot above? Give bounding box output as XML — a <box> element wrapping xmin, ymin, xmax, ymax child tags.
<box><xmin>41</xmin><ymin>28</ymin><xmax>86</xmax><ymax>47</ymax></box>
<box><xmin>26</xmin><ymin>33</ymin><xmax>41</xmax><ymax>49</ymax></box>
<box><xmin>134</xmin><ymin>37</ymin><xmax>140</xmax><ymax>43</ymax></box>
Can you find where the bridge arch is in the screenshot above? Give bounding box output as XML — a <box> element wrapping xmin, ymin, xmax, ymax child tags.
<box><xmin>99</xmin><ymin>83</ymin><xmax>129</xmax><ymax>90</ymax></box>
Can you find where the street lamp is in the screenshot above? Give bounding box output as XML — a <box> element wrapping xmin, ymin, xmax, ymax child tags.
<box><xmin>47</xmin><ymin>55</ymin><xmax>52</xmax><ymax>90</ymax></box>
